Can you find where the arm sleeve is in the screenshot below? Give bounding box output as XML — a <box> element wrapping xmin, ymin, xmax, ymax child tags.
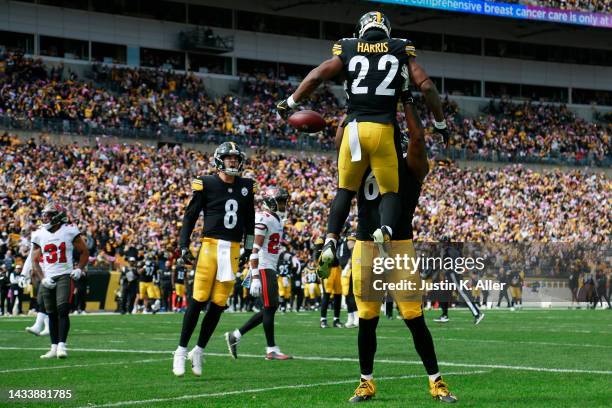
<box><xmin>243</xmin><ymin>180</ymin><xmax>256</xmax><ymax>246</ymax></box>
<box><xmin>179</xmin><ymin>179</ymin><xmax>206</xmax><ymax>248</ymax></box>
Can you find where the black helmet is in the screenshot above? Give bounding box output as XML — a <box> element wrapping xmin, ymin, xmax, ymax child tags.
<box><xmin>213</xmin><ymin>142</ymin><xmax>245</xmax><ymax>176</ymax></box>
<box><xmin>355</xmin><ymin>11</ymin><xmax>391</xmax><ymax>39</ymax></box>
<box><xmin>263</xmin><ymin>187</ymin><xmax>289</xmax><ymax>218</ymax></box>
<box><xmin>41</xmin><ymin>201</ymin><xmax>68</xmax><ymax>231</ymax></box>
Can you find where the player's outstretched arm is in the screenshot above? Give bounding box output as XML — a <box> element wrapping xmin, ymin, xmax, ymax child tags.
<box><xmin>31</xmin><ymin>244</ymin><xmax>43</xmax><ymax>282</ymax></box>
<box><xmin>403</xmin><ymin>96</ymin><xmax>429</xmax><ymax>183</ymax></box>
<box><xmin>279</xmin><ymin>56</ymin><xmax>343</xmax><ymax>112</ymax></box>
<box><xmin>178</xmin><ymin>181</ymin><xmax>205</xmax><ymax>264</ymax></box>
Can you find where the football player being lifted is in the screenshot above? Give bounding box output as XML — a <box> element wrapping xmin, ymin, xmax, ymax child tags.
<box><xmin>31</xmin><ymin>202</ymin><xmax>89</xmax><ymax>359</ymax></box>
<box><xmin>343</xmin><ymin>90</ymin><xmax>456</xmax><ymax>403</ymax></box>
<box><xmin>225</xmin><ymin>187</ymin><xmax>293</xmax><ymax>360</ymax></box>
<box><xmin>173</xmin><ymin>142</ymin><xmax>255</xmax><ymax>377</ymax></box>
<box><xmin>276</xmin><ymin>11</ymin><xmax>448</xmax><ymax>277</ymax></box>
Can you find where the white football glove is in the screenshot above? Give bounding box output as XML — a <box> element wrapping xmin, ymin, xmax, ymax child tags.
<box><xmin>250</xmin><ymin>276</ymin><xmax>262</xmax><ymax>297</ymax></box>
<box><xmin>41</xmin><ymin>277</ymin><xmax>57</xmax><ymax>289</ymax></box>
<box><xmin>71</xmin><ymin>268</ymin><xmax>84</xmax><ymax>280</ymax></box>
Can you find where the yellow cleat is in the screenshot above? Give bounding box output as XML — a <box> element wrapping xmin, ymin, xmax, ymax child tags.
<box><xmin>349</xmin><ymin>378</ymin><xmax>376</xmax><ymax>403</ymax></box>
<box><xmin>429</xmin><ymin>377</ymin><xmax>458</xmax><ymax>403</ymax></box>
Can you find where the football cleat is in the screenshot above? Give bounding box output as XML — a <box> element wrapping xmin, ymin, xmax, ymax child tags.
<box><xmin>474</xmin><ymin>313</ymin><xmax>485</xmax><ymax>325</ymax></box>
<box><xmin>429</xmin><ymin>377</ymin><xmax>457</xmax><ymax>403</ymax></box>
<box><xmin>320</xmin><ymin>319</ymin><xmax>329</xmax><ymax>329</ymax></box>
<box><xmin>225</xmin><ymin>332</ymin><xmax>239</xmax><ymax>359</ymax></box>
<box><xmin>40</xmin><ymin>348</ymin><xmax>57</xmax><ymax>359</ymax></box>
<box><xmin>187</xmin><ymin>347</ymin><xmax>203</xmax><ymax>376</ymax></box>
<box><xmin>372</xmin><ymin>226</ymin><xmax>392</xmax><ymax>259</ymax></box>
<box><xmin>56</xmin><ymin>344</ymin><xmax>67</xmax><ymax>359</ymax></box>
<box><xmin>26</xmin><ymin>326</ymin><xmax>42</xmax><ymax>336</ymax></box>
<box><xmin>434</xmin><ymin>315</ymin><xmax>449</xmax><ymax>323</ymax></box>
<box><xmin>317</xmin><ymin>240</ymin><xmax>336</xmax><ymax>279</ymax></box>
<box><xmin>349</xmin><ymin>378</ymin><xmax>376</xmax><ymax>403</ymax></box>
<box><xmin>265</xmin><ymin>351</ymin><xmax>293</xmax><ymax>360</ymax></box>
<box><xmin>333</xmin><ymin>320</ymin><xmax>344</xmax><ymax>328</ymax></box>
<box><xmin>172</xmin><ymin>348</ymin><xmax>186</xmax><ymax>377</ymax></box>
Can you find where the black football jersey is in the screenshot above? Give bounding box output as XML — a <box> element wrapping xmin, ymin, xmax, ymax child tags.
<box><xmin>141</xmin><ymin>263</ymin><xmax>156</xmax><ymax>282</ymax></box>
<box><xmin>277</xmin><ymin>251</ymin><xmax>293</xmax><ymax>277</ymax></box>
<box><xmin>336</xmin><ymin>238</ymin><xmax>352</xmax><ymax>268</ymax></box>
<box><xmin>356</xmin><ymin>160</ymin><xmax>421</xmax><ymax>241</ymax></box>
<box><xmin>333</xmin><ymin>37</ymin><xmax>416</xmax><ymax>123</ymax></box>
<box><xmin>175</xmin><ymin>266</ymin><xmax>186</xmax><ymax>284</ymax></box>
<box><xmin>179</xmin><ymin>174</ymin><xmax>255</xmax><ymax>245</ymax></box>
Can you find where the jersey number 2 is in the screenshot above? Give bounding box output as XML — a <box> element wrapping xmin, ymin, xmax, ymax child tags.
<box><xmin>43</xmin><ymin>242</ymin><xmax>67</xmax><ymax>264</ymax></box>
<box><xmin>348</xmin><ymin>54</ymin><xmax>399</xmax><ymax>96</ymax></box>
<box><xmin>268</xmin><ymin>233</ymin><xmax>280</xmax><ymax>254</ymax></box>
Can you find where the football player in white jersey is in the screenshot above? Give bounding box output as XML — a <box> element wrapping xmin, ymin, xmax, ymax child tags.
<box><xmin>30</xmin><ymin>202</ymin><xmax>89</xmax><ymax>359</ymax></box>
<box><xmin>225</xmin><ymin>188</ymin><xmax>293</xmax><ymax>360</ymax></box>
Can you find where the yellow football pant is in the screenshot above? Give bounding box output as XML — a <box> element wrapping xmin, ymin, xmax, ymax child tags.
<box><xmin>338</xmin><ymin>122</ymin><xmax>398</xmax><ymax>193</ymax></box>
<box><xmin>175</xmin><ymin>283</ymin><xmax>185</xmax><ymax>297</ymax></box>
<box><xmin>351</xmin><ymin>239</ymin><xmax>422</xmax><ymax>320</ymax></box>
<box><xmin>139</xmin><ymin>282</ymin><xmax>160</xmax><ymax>299</ymax></box>
<box><xmin>324</xmin><ymin>266</ymin><xmax>342</xmax><ymax>295</ymax></box>
<box><xmin>193</xmin><ymin>238</ymin><xmax>240</xmax><ymax>306</ymax></box>
<box><xmin>278</xmin><ymin>276</ymin><xmax>291</xmax><ymax>299</ymax></box>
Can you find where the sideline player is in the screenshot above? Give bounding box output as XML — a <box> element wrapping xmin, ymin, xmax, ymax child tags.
<box><xmin>276</xmin><ymin>11</ymin><xmax>449</xmax><ymax>277</ymax></box>
<box><xmin>172</xmin><ymin>142</ymin><xmax>255</xmax><ymax>377</ymax></box>
<box><xmin>225</xmin><ymin>188</ymin><xmax>293</xmax><ymax>360</ymax></box>
<box><xmin>31</xmin><ymin>202</ymin><xmax>89</xmax><ymax>359</ymax></box>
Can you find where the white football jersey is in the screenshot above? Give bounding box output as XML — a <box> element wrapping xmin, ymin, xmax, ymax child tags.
<box><xmin>254</xmin><ymin>210</ymin><xmax>284</xmax><ymax>270</ymax></box>
<box><xmin>31</xmin><ymin>224</ymin><xmax>80</xmax><ymax>278</ymax></box>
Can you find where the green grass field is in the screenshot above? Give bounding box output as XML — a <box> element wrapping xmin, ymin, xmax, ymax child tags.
<box><xmin>1</xmin><ymin>309</ymin><xmax>611</xmax><ymax>408</ymax></box>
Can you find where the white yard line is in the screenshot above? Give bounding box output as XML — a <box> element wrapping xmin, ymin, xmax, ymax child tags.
<box><xmin>1</xmin><ymin>346</ymin><xmax>611</xmax><ymax>375</ymax></box>
<box><xmin>75</xmin><ymin>370</ymin><xmax>487</xmax><ymax>408</ymax></box>
<box><xmin>0</xmin><ymin>357</ymin><xmax>169</xmax><ymax>373</ymax></box>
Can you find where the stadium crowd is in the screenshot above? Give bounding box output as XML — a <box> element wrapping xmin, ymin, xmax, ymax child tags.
<box><xmin>1</xmin><ymin>53</ymin><xmax>610</xmax><ymax>164</ymax></box>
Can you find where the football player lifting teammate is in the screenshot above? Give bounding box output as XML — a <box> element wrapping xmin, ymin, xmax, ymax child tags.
<box><xmin>341</xmin><ymin>90</ymin><xmax>457</xmax><ymax>403</ymax></box>
<box><xmin>276</xmin><ymin>11</ymin><xmax>449</xmax><ymax>277</ymax></box>
<box><xmin>173</xmin><ymin>142</ymin><xmax>255</xmax><ymax>377</ymax></box>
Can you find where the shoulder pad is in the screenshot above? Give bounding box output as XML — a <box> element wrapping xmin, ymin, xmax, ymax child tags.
<box><xmin>191</xmin><ymin>178</ymin><xmax>204</xmax><ymax>192</ymax></box>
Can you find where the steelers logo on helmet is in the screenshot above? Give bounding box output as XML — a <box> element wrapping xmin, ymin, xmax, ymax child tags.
<box><xmin>41</xmin><ymin>201</ymin><xmax>68</xmax><ymax>231</ymax></box>
<box><xmin>262</xmin><ymin>187</ymin><xmax>290</xmax><ymax>219</ymax></box>
<box><xmin>214</xmin><ymin>141</ymin><xmax>246</xmax><ymax>176</ymax></box>
<box><xmin>355</xmin><ymin>11</ymin><xmax>391</xmax><ymax>39</ymax></box>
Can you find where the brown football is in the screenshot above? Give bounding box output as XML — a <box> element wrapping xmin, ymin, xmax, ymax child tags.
<box><xmin>288</xmin><ymin>110</ymin><xmax>326</xmax><ymax>133</ymax></box>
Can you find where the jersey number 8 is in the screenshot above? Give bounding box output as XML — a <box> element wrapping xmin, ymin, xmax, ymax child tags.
<box><xmin>224</xmin><ymin>199</ymin><xmax>238</xmax><ymax>229</ymax></box>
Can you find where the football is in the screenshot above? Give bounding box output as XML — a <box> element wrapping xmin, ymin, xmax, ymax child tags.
<box><xmin>288</xmin><ymin>110</ymin><xmax>326</xmax><ymax>133</ymax></box>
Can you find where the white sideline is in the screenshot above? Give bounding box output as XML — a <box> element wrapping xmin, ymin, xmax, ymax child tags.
<box><xmin>1</xmin><ymin>346</ymin><xmax>611</xmax><ymax>375</ymax></box>
<box><xmin>0</xmin><ymin>357</ymin><xmax>169</xmax><ymax>373</ymax></box>
<box><xmin>75</xmin><ymin>370</ymin><xmax>487</xmax><ymax>408</ymax></box>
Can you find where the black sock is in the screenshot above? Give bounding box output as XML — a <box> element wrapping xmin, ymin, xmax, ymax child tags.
<box><xmin>333</xmin><ymin>294</ymin><xmax>341</xmax><ymax>319</ymax></box>
<box><xmin>280</xmin><ymin>299</ymin><xmax>286</xmax><ymax>311</ymax></box>
<box><xmin>358</xmin><ymin>317</ymin><xmax>379</xmax><ymax>376</ymax></box>
<box><xmin>379</xmin><ymin>192</ymin><xmax>400</xmax><ymax>233</ymax></box>
<box><xmin>321</xmin><ymin>292</ymin><xmax>330</xmax><ymax>318</ymax></box>
<box><xmin>441</xmin><ymin>301</ymin><xmax>449</xmax><ymax>316</ymax></box>
<box><xmin>57</xmin><ymin>304</ymin><xmax>70</xmax><ymax>343</ymax></box>
<box><xmin>196</xmin><ymin>302</ymin><xmax>225</xmax><ymax>349</ymax></box>
<box><xmin>346</xmin><ymin>294</ymin><xmax>357</xmax><ymax>313</ymax></box>
<box><xmin>327</xmin><ymin>188</ymin><xmax>355</xmax><ymax>236</ymax></box>
<box><xmin>239</xmin><ymin>310</ymin><xmax>263</xmax><ymax>336</ymax></box>
<box><xmin>179</xmin><ymin>299</ymin><xmax>205</xmax><ymax>347</ymax></box>
<box><xmin>48</xmin><ymin>313</ymin><xmax>59</xmax><ymax>344</ymax></box>
<box><xmin>263</xmin><ymin>306</ymin><xmax>277</xmax><ymax>347</ymax></box>
<box><xmin>404</xmin><ymin>315</ymin><xmax>439</xmax><ymax>375</ymax></box>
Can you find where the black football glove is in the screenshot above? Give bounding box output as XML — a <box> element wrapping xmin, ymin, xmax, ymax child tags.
<box><xmin>180</xmin><ymin>247</ymin><xmax>196</xmax><ymax>266</ymax></box>
<box><xmin>239</xmin><ymin>249</ymin><xmax>252</xmax><ymax>269</ymax></box>
<box><xmin>433</xmin><ymin>125</ymin><xmax>450</xmax><ymax>148</ymax></box>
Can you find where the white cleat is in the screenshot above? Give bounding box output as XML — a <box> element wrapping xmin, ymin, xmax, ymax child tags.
<box><xmin>172</xmin><ymin>349</ymin><xmax>186</xmax><ymax>377</ymax></box>
<box><xmin>40</xmin><ymin>327</ymin><xmax>50</xmax><ymax>336</ymax></box>
<box><xmin>56</xmin><ymin>345</ymin><xmax>67</xmax><ymax>359</ymax></box>
<box><xmin>26</xmin><ymin>326</ymin><xmax>42</xmax><ymax>336</ymax></box>
<box><xmin>40</xmin><ymin>348</ymin><xmax>57</xmax><ymax>359</ymax></box>
<box><xmin>187</xmin><ymin>347</ymin><xmax>203</xmax><ymax>377</ymax></box>
<box><xmin>434</xmin><ymin>315</ymin><xmax>449</xmax><ymax>323</ymax></box>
